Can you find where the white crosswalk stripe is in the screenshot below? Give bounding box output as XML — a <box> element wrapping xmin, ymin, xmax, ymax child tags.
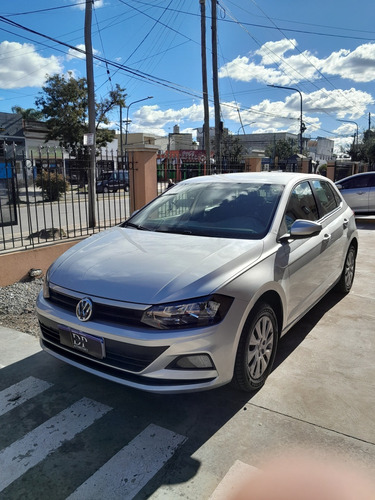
<box><xmin>0</xmin><ymin>376</ymin><xmax>53</xmax><ymax>417</ymax></box>
<box><xmin>68</xmin><ymin>423</ymin><xmax>186</xmax><ymax>499</ymax></box>
<box><xmin>0</xmin><ymin>377</ymin><xmax>262</xmax><ymax>499</ymax></box>
<box><xmin>0</xmin><ymin>378</ymin><xmax>188</xmax><ymax>498</ymax></box>
<box><xmin>0</xmin><ymin>397</ymin><xmax>112</xmax><ymax>492</ymax></box>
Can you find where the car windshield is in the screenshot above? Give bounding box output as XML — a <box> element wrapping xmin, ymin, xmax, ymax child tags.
<box><xmin>98</xmin><ymin>171</ymin><xmax>113</xmax><ymax>181</ymax></box>
<box><xmin>124</xmin><ymin>181</ymin><xmax>284</xmax><ymax>239</ymax></box>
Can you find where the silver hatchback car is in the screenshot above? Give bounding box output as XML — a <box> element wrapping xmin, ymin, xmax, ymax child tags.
<box><xmin>37</xmin><ymin>172</ymin><xmax>358</xmax><ymax>393</ymax></box>
<box><xmin>336</xmin><ymin>171</ymin><xmax>375</xmax><ymax>213</ymax></box>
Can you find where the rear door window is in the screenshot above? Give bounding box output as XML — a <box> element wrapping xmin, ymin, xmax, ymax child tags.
<box><xmin>311</xmin><ymin>179</ymin><xmax>340</xmax><ymax>217</ymax></box>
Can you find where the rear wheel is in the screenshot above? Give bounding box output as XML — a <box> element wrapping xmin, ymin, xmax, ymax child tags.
<box><xmin>335</xmin><ymin>244</ymin><xmax>356</xmax><ymax>294</ymax></box>
<box><xmin>233</xmin><ymin>303</ymin><xmax>278</xmax><ymax>392</ymax></box>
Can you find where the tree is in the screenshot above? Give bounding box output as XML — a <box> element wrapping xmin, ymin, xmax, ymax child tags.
<box><xmin>347</xmin><ymin>129</ymin><xmax>375</xmax><ymax>166</ymax></box>
<box><xmin>221</xmin><ymin>131</ymin><xmax>243</xmax><ymax>162</ymax></box>
<box><xmin>265</xmin><ymin>138</ymin><xmax>299</xmax><ymax>163</ymax></box>
<box><xmin>211</xmin><ymin>131</ymin><xmax>243</xmax><ymax>169</ymax></box>
<box><xmin>11</xmin><ymin>106</ymin><xmax>43</xmax><ymax>120</ymax></box>
<box><xmin>35</xmin><ymin>73</ymin><xmax>126</xmax><ymax>152</ymax></box>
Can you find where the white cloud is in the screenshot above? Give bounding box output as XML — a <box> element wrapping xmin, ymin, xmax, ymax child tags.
<box><xmin>0</xmin><ymin>41</ymin><xmax>63</xmax><ymax>89</ymax></box>
<box><xmin>74</xmin><ymin>0</ymin><xmax>104</xmax><ymax>11</ymax></box>
<box><xmin>333</xmin><ymin>123</ymin><xmax>357</xmax><ymax>136</ymax></box>
<box><xmin>219</xmin><ymin>39</ymin><xmax>375</xmax><ymax>85</ymax></box>
<box><xmin>322</xmin><ymin>44</ymin><xmax>375</xmax><ymax>82</ymax></box>
<box><xmin>130</xmin><ymin>103</ymin><xmax>208</xmax><ymax>132</ymax></box>
<box><xmin>298</xmin><ymin>88</ymin><xmax>373</xmax><ymax>119</ymax></box>
<box><xmin>66</xmin><ymin>44</ymin><xmax>99</xmax><ymax>61</ymax></box>
<box><xmin>220</xmin><ymin>85</ymin><xmax>372</xmax><ymax>136</ymax></box>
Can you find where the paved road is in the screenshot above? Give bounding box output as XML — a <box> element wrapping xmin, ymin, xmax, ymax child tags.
<box><xmin>0</xmin><ymin>220</ymin><xmax>374</xmax><ymax>499</ymax></box>
<box><xmin>1</xmin><ymin>189</ymin><xmax>130</xmax><ymax>251</ymax></box>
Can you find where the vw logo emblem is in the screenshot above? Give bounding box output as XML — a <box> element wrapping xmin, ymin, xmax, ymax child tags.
<box><xmin>76</xmin><ymin>297</ymin><xmax>93</xmax><ymax>322</ymax></box>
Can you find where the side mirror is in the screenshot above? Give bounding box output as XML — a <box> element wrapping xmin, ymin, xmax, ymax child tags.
<box><xmin>336</xmin><ymin>183</ymin><xmax>343</xmax><ymax>190</ymax></box>
<box><xmin>279</xmin><ymin>219</ymin><xmax>322</xmax><ymax>242</ymax></box>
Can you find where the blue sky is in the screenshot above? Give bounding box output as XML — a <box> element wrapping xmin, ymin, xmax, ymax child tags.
<box><xmin>1</xmin><ymin>0</ymin><xmax>375</xmax><ymax>152</ymax></box>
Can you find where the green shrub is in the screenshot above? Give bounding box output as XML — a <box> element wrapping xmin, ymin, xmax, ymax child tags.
<box><xmin>36</xmin><ymin>170</ymin><xmax>69</xmax><ymax>201</ymax></box>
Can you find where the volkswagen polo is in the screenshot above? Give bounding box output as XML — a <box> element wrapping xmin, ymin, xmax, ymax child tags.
<box><xmin>37</xmin><ymin>172</ymin><xmax>358</xmax><ymax>393</ymax></box>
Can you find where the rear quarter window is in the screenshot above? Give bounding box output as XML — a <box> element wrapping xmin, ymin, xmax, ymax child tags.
<box><xmin>312</xmin><ymin>180</ymin><xmax>340</xmax><ymax>216</ymax></box>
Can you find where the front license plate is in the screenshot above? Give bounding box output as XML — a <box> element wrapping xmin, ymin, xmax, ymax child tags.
<box><xmin>59</xmin><ymin>326</ymin><xmax>105</xmax><ymax>359</ymax></box>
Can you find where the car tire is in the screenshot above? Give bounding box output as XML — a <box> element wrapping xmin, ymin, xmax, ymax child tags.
<box><xmin>233</xmin><ymin>302</ymin><xmax>278</xmax><ymax>392</ymax></box>
<box><xmin>335</xmin><ymin>244</ymin><xmax>356</xmax><ymax>294</ymax></box>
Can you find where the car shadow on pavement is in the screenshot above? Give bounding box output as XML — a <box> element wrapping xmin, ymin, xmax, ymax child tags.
<box><xmin>273</xmin><ymin>288</ymin><xmax>347</xmax><ymax>371</ymax></box>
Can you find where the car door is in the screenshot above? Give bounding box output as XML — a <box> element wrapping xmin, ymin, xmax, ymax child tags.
<box><xmin>368</xmin><ymin>174</ymin><xmax>375</xmax><ymax>211</ymax></box>
<box><xmin>280</xmin><ymin>181</ymin><xmax>333</xmax><ymax>326</ymax></box>
<box><xmin>338</xmin><ymin>175</ymin><xmax>370</xmax><ymax>212</ymax></box>
<box><xmin>311</xmin><ymin>179</ymin><xmax>345</xmax><ymax>283</ymax></box>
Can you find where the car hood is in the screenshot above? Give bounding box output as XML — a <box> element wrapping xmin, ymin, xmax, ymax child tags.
<box><xmin>49</xmin><ymin>227</ymin><xmax>263</xmax><ymax>304</ymax></box>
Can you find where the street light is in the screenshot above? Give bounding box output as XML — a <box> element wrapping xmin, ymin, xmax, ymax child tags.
<box><xmin>237</xmin><ymin>122</ymin><xmax>255</xmax><ymax>134</ymax></box>
<box><xmin>119</xmin><ymin>96</ymin><xmax>153</xmax><ymax>168</ymax></box>
<box><xmin>267</xmin><ymin>85</ymin><xmax>306</xmax><ymax>154</ymax></box>
<box><xmin>337</xmin><ymin>119</ymin><xmax>359</xmax><ymax>149</ymax></box>
<box><xmin>125</xmin><ymin>96</ymin><xmax>153</xmax><ymax>146</ymax></box>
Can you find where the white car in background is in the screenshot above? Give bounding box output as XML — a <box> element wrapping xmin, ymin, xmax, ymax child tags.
<box><xmin>37</xmin><ymin>172</ymin><xmax>358</xmax><ymax>394</ymax></box>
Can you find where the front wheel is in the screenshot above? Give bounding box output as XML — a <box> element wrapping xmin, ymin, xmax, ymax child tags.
<box><xmin>233</xmin><ymin>303</ymin><xmax>278</xmax><ymax>392</ymax></box>
<box><xmin>335</xmin><ymin>244</ymin><xmax>356</xmax><ymax>294</ymax></box>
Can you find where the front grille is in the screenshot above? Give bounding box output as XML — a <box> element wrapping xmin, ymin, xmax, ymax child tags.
<box><xmin>39</xmin><ymin>320</ymin><xmax>168</xmax><ymax>373</ymax></box>
<box><xmin>49</xmin><ymin>289</ymin><xmax>145</xmax><ymax>327</ymax></box>
<box><xmin>41</xmin><ymin>338</ymin><xmax>215</xmax><ymax>387</ymax></box>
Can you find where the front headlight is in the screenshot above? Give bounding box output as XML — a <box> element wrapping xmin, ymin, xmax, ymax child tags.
<box><xmin>43</xmin><ymin>266</ymin><xmax>51</xmax><ymax>298</ymax></box>
<box><xmin>141</xmin><ymin>294</ymin><xmax>233</xmax><ymax>330</ymax></box>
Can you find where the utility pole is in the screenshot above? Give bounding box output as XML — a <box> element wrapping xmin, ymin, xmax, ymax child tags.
<box><xmin>85</xmin><ymin>0</ymin><xmax>96</xmax><ymax>228</ymax></box>
<box><xmin>211</xmin><ymin>0</ymin><xmax>221</xmax><ymax>170</ymax></box>
<box><xmin>200</xmin><ymin>0</ymin><xmax>210</xmax><ymax>171</ymax></box>
<box><xmin>119</xmin><ymin>104</ymin><xmax>123</xmax><ymax>168</ymax></box>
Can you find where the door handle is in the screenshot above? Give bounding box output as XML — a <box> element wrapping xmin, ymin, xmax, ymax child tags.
<box><xmin>343</xmin><ymin>218</ymin><xmax>349</xmax><ymax>229</ymax></box>
<box><xmin>323</xmin><ymin>233</ymin><xmax>331</xmax><ymax>241</ymax></box>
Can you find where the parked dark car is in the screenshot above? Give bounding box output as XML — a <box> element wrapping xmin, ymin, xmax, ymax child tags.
<box><xmin>96</xmin><ymin>170</ymin><xmax>129</xmax><ymax>193</ymax></box>
<box><xmin>336</xmin><ymin>172</ymin><xmax>375</xmax><ymax>213</ymax></box>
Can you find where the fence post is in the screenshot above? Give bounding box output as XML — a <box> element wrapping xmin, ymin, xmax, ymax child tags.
<box><xmin>127</xmin><ymin>145</ymin><xmax>159</xmax><ymax>214</ymax></box>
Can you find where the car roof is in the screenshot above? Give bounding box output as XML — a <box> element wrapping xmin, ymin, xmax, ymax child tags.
<box><xmin>181</xmin><ymin>171</ymin><xmax>327</xmax><ymax>188</ymax></box>
<box><xmin>336</xmin><ymin>171</ymin><xmax>375</xmax><ymax>182</ymax></box>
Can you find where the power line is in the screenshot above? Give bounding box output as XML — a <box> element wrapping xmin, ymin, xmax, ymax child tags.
<box><xmin>246</xmin><ymin>0</ymin><xmax>365</xmax><ymax>117</ymax></box>
<box><xmin>0</xmin><ymin>15</ymin><xmax>204</xmax><ymax>100</ymax></box>
<box><xmin>115</xmin><ymin>0</ymin><xmax>375</xmax><ymax>41</ymax></box>
<box><xmin>2</xmin><ymin>2</ymin><xmax>87</xmax><ymax>17</ymax></box>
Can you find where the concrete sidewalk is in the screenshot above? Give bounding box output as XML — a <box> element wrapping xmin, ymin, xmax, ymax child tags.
<box><xmin>0</xmin><ymin>219</ymin><xmax>374</xmax><ymax>499</ymax></box>
<box><xmin>0</xmin><ymin>326</ymin><xmax>41</xmax><ymax>369</ymax></box>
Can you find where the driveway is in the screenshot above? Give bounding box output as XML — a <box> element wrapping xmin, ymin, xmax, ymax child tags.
<box><xmin>0</xmin><ymin>219</ymin><xmax>374</xmax><ymax>499</ymax></box>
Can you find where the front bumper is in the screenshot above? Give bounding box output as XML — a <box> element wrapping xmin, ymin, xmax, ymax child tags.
<box><xmin>36</xmin><ymin>292</ymin><xmax>245</xmax><ymax>394</ymax></box>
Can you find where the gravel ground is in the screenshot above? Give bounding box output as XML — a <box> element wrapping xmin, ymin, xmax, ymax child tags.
<box><xmin>0</xmin><ymin>278</ymin><xmax>43</xmax><ymax>337</ymax></box>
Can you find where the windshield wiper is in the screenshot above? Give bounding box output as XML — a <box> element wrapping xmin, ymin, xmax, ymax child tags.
<box><xmin>123</xmin><ymin>221</ymin><xmax>151</xmax><ymax>231</ymax></box>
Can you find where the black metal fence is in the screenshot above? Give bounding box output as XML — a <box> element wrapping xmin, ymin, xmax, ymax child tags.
<box><xmin>2</xmin><ymin>146</ymin><xmax>353</xmax><ymax>253</ymax></box>
<box><xmin>0</xmin><ymin>148</ymin><xmax>132</xmax><ymax>253</ymax></box>
<box><xmin>156</xmin><ymin>151</ymin><xmax>247</xmax><ymax>188</ymax></box>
